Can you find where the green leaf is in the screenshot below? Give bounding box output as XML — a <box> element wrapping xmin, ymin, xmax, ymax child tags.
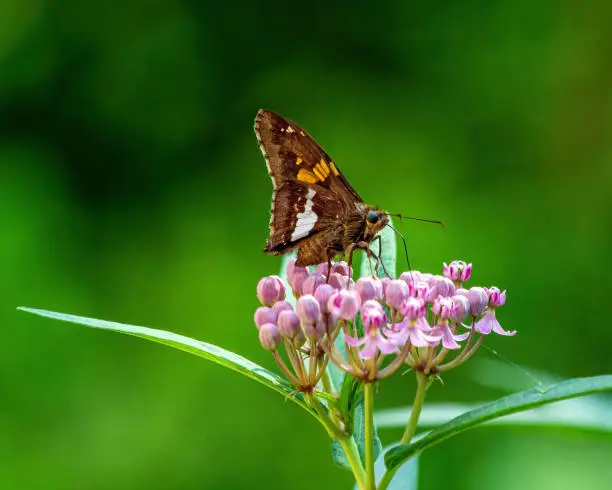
<box><xmin>18</xmin><ymin>307</ymin><xmax>311</xmax><ymax>413</ymax></box>
<box><xmin>360</xmin><ymin>216</ymin><xmax>397</xmax><ymax>279</ymax></box>
<box><xmin>332</xmin><ymin>396</ymin><xmax>382</xmax><ymax>470</ymax></box>
<box><xmin>375</xmin><ymin>395</ymin><xmax>612</xmax><ymax>432</ymax></box>
<box><xmin>384</xmin><ymin>374</ymin><xmax>612</xmax><ymax>471</ymax></box>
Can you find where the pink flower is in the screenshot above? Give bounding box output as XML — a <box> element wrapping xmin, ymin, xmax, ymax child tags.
<box><xmin>474</xmin><ymin>310</ymin><xmax>515</xmax><ymax>336</ymax></box>
<box><xmin>254</xmin><ymin>307</ymin><xmax>277</xmax><ymax>329</ymax></box>
<box><xmin>360</xmin><ymin>300</ymin><xmax>387</xmax><ymax>328</ymax></box>
<box><xmin>485</xmin><ymin>287</ymin><xmax>506</xmax><ymax>307</ymax></box>
<box><xmin>328</xmin><ymin>272</ymin><xmax>350</xmax><ymax>290</ymax></box>
<box><xmin>432</xmin><ymin>296</ymin><xmax>456</xmax><ymax>319</ymax></box>
<box><xmin>296</xmin><ymin>294</ymin><xmax>321</xmax><ymax>325</ymax></box>
<box><xmin>474</xmin><ymin>287</ymin><xmax>514</xmax><ymax>335</ymax></box>
<box><xmin>466</xmin><ymin>287</ymin><xmax>489</xmax><ymax>317</ymax></box>
<box><xmin>277</xmin><ymin>310</ymin><xmax>300</xmax><ymax>339</ymax></box>
<box><xmin>259</xmin><ymin>323</ymin><xmax>281</xmax><ymax>351</ymax></box>
<box><xmin>302</xmin><ymin>274</ymin><xmax>326</xmax><ymax>296</ymax></box>
<box><xmin>451</xmin><ymin>294</ymin><xmax>470</xmax><ymax>321</ymax></box>
<box><xmin>408</xmin><ymin>281</ymin><xmax>436</xmax><ymax>303</ymax></box>
<box><xmin>390</xmin><ymin>297</ymin><xmax>432</xmax><ymax>347</ymax></box>
<box><xmin>355</xmin><ymin>276</ymin><xmax>384</xmax><ymax>302</ymax></box>
<box><xmin>443</xmin><ymin>260</ymin><xmax>472</xmax><ymax>283</ymax></box>
<box><xmin>399</xmin><ymin>270</ymin><xmax>423</xmax><ymax>286</ymax></box>
<box><xmin>385</xmin><ymin>279</ymin><xmax>409</xmax><ymax>310</ymax></box>
<box><xmin>429</xmin><ymin>320</ymin><xmax>470</xmax><ymax>349</ymax></box>
<box><xmin>430</xmin><ymin>276</ymin><xmax>456</xmax><ymax>298</ymax></box>
<box><xmin>314</xmin><ymin>284</ymin><xmax>335</xmax><ymax>313</ymax></box>
<box><xmin>331</xmin><ymin>261</ymin><xmax>352</xmax><ymax>278</ymax></box>
<box><xmin>257</xmin><ymin>276</ymin><xmax>286</xmax><ymax>306</ymax></box>
<box><xmin>328</xmin><ymin>289</ymin><xmax>361</xmax><ymax>320</ymax></box>
<box><xmin>346</xmin><ymin>301</ymin><xmax>396</xmax><ymax>359</ymax></box>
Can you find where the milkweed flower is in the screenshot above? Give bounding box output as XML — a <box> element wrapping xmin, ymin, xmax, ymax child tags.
<box><xmin>254</xmin><ymin>259</ymin><xmax>515</xmax><ymax>387</ymax></box>
<box><xmin>474</xmin><ymin>287</ymin><xmax>515</xmax><ymax>336</ymax></box>
<box><xmin>346</xmin><ymin>301</ymin><xmax>397</xmax><ymax>359</ymax></box>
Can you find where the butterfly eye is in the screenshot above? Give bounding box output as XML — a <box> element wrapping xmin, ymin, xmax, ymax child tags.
<box><xmin>366</xmin><ymin>211</ymin><xmax>380</xmax><ymax>224</ymax></box>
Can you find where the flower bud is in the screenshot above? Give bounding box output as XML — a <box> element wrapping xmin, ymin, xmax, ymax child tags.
<box><xmin>433</xmin><ymin>296</ymin><xmax>456</xmax><ymax>319</ymax></box>
<box><xmin>259</xmin><ymin>323</ymin><xmax>281</xmax><ymax>351</ymax></box>
<box><xmin>467</xmin><ymin>287</ymin><xmax>489</xmax><ymax>317</ymax></box>
<box><xmin>315</xmin><ymin>261</ymin><xmax>332</xmax><ymax>277</ymax></box>
<box><xmin>257</xmin><ymin>276</ymin><xmax>286</xmax><ymax>306</ymax></box>
<box><xmin>272</xmin><ymin>300</ymin><xmax>293</xmax><ymax>316</ymax></box>
<box><xmin>328</xmin><ymin>272</ymin><xmax>349</xmax><ymax>290</ymax></box>
<box><xmin>385</xmin><ymin>279</ymin><xmax>409</xmax><ymax>310</ymax></box>
<box><xmin>355</xmin><ymin>276</ymin><xmax>383</xmax><ymax>302</ymax></box>
<box><xmin>331</xmin><ymin>261</ymin><xmax>352</xmax><ymax>278</ymax></box>
<box><xmin>277</xmin><ymin>310</ymin><xmax>301</xmax><ymax>339</ymax></box>
<box><xmin>302</xmin><ymin>273</ymin><xmax>326</xmax><ymax>296</ymax></box>
<box><xmin>451</xmin><ymin>294</ymin><xmax>470</xmax><ymax>321</ymax></box>
<box><xmin>361</xmin><ymin>300</ymin><xmax>387</xmax><ymax>329</ymax></box>
<box><xmin>431</xmin><ymin>275</ymin><xmax>456</xmax><ymax>297</ymax></box>
<box><xmin>314</xmin><ymin>284</ymin><xmax>335</xmax><ymax>313</ymax></box>
<box><xmin>399</xmin><ymin>270</ymin><xmax>422</xmax><ymax>286</ymax></box>
<box><xmin>290</xmin><ymin>272</ymin><xmax>309</xmax><ymax>297</ymax></box>
<box><xmin>286</xmin><ymin>259</ymin><xmax>308</xmax><ymax>285</ymax></box>
<box><xmin>486</xmin><ymin>287</ymin><xmax>506</xmax><ymax>307</ymax></box>
<box><xmin>254</xmin><ymin>307</ymin><xmax>277</xmax><ymax>329</ymax></box>
<box><xmin>296</xmin><ymin>294</ymin><xmax>321</xmax><ymax>325</ymax></box>
<box><xmin>328</xmin><ymin>289</ymin><xmax>361</xmax><ymax>320</ymax></box>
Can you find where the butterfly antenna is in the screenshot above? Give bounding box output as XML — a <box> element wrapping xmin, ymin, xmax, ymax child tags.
<box><xmin>386</xmin><ymin>223</ymin><xmax>412</xmax><ymax>273</ymax></box>
<box><xmin>388</xmin><ymin>213</ymin><xmax>446</xmax><ymax>232</ymax></box>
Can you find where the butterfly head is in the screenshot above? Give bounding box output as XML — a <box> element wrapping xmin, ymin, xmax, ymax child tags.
<box><xmin>363</xmin><ymin>206</ymin><xmax>389</xmax><ymax>241</ymax></box>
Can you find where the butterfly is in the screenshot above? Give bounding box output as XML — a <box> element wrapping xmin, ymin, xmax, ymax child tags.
<box><xmin>255</xmin><ymin>109</ymin><xmax>390</xmax><ymax>272</ymax></box>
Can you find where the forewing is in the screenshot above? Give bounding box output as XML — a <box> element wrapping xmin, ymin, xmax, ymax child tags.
<box><xmin>255</xmin><ymin>109</ymin><xmax>362</xmax><ymax>202</ymax></box>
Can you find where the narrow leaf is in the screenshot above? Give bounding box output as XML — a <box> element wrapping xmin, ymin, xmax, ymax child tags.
<box><xmin>384</xmin><ymin>374</ymin><xmax>612</xmax><ymax>471</ymax></box>
<box><xmin>18</xmin><ymin>307</ymin><xmax>310</xmax><ymax>412</ymax></box>
<box><xmin>375</xmin><ymin>395</ymin><xmax>612</xmax><ymax>432</ymax></box>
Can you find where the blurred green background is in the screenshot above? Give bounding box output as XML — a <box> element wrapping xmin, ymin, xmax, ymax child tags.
<box><xmin>2</xmin><ymin>1</ymin><xmax>611</xmax><ymax>489</ymax></box>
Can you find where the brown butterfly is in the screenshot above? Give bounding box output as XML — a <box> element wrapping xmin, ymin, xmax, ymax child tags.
<box><xmin>255</xmin><ymin>109</ymin><xmax>389</xmax><ymax>272</ymax></box>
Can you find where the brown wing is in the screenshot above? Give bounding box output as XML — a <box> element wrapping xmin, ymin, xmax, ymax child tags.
<box><xmin>255</xmin><ymin>109</ymin><xmax>362</xmax><ymax>255</ymax></box>
<box><xmin>255</xmin><ymin>109</ymin><xmax>362</xmax><ymax>202</ymax></box>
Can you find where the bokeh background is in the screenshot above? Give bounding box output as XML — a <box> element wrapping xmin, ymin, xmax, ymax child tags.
<box><xmin>2</xmin><ymin>1</ymin><xmax>612</xmax><ymax>489</ymax></box>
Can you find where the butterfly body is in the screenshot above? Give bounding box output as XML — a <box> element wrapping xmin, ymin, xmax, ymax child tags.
<box><xmin>255</xmin><ymin>109</ymin><xmax>388</xmax><ymax>267</ymax></box>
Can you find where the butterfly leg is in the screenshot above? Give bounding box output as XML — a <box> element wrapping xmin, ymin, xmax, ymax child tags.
<box><xmin>368</xmin><ymin>235</ymin><xmax>383</xmax><ymax>277</ymax></box>
<box><xmin>359</xmin><ymin>239</ymin><xmax>391</xmax><ymax>279</ymax></box>
<box><xmin>325</xmin><ymin>254</ymin><xmax>333</xmax><ymax>283</ymax></box>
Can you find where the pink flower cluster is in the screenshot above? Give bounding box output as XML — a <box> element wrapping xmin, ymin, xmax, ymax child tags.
<box><xmin>255</xmin><ymin>259</ymin><xmax>514</xmax><ymax>384</ymax></box>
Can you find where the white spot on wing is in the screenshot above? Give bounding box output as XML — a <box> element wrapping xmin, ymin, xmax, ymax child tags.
<box><xmin>291</xmin><ymin>189</ymin><xmax>317</xmax><ymax>241</ymax></box>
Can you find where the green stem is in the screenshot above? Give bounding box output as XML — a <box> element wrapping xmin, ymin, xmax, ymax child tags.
<box><xmin>338</xmin><ymin>435</ymin><xmax>367</xmax><ymax>490</ymax></box>
<box><xmin>364</xmin><ymin>382</ymin><xmax>376</xmax><ymax>490</ymax></box>
<box><xmin>377</xmin><ymin>371</ymin><xmax>428</xmax><ymax>490</ymax></box>
<box><xmin>401</xmin><ymin>371</ymin><xmax>428</xmax><ymax>444</ymax></box>
<box><xmin>306</xmin><ymin>393</ymin><xmax>344</xmax><ymax>440</ymax></box>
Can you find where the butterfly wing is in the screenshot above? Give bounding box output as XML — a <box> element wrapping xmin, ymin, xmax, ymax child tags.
<box><xmin>255</xmin><ymin>109</ymin><xmax>363</xmax><ymax>259</ymax></box>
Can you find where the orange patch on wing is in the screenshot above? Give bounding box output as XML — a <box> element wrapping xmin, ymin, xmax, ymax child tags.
<box><xmin>313</xmin><ymin>166</ymin><xmax>325</xmax><ymax>181</ymax></box>
<box><xmin>296</xmin><ymin>157</ymin><xmax>302</xmax><ymax>165</ymax></box>
<box><xmin>297</xmin><ymin>169</ymin><xmax>319</xmax><ymax>183</ymax></box>
<box><xmin>330</xmin><ymin>161</ymin><xmax>340</xmax><ymax>176</ymax></box>
<box><xmin>319</xmin><ymin>160</ymin><xmax>331</xmax><ymax>177</ymax></box>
